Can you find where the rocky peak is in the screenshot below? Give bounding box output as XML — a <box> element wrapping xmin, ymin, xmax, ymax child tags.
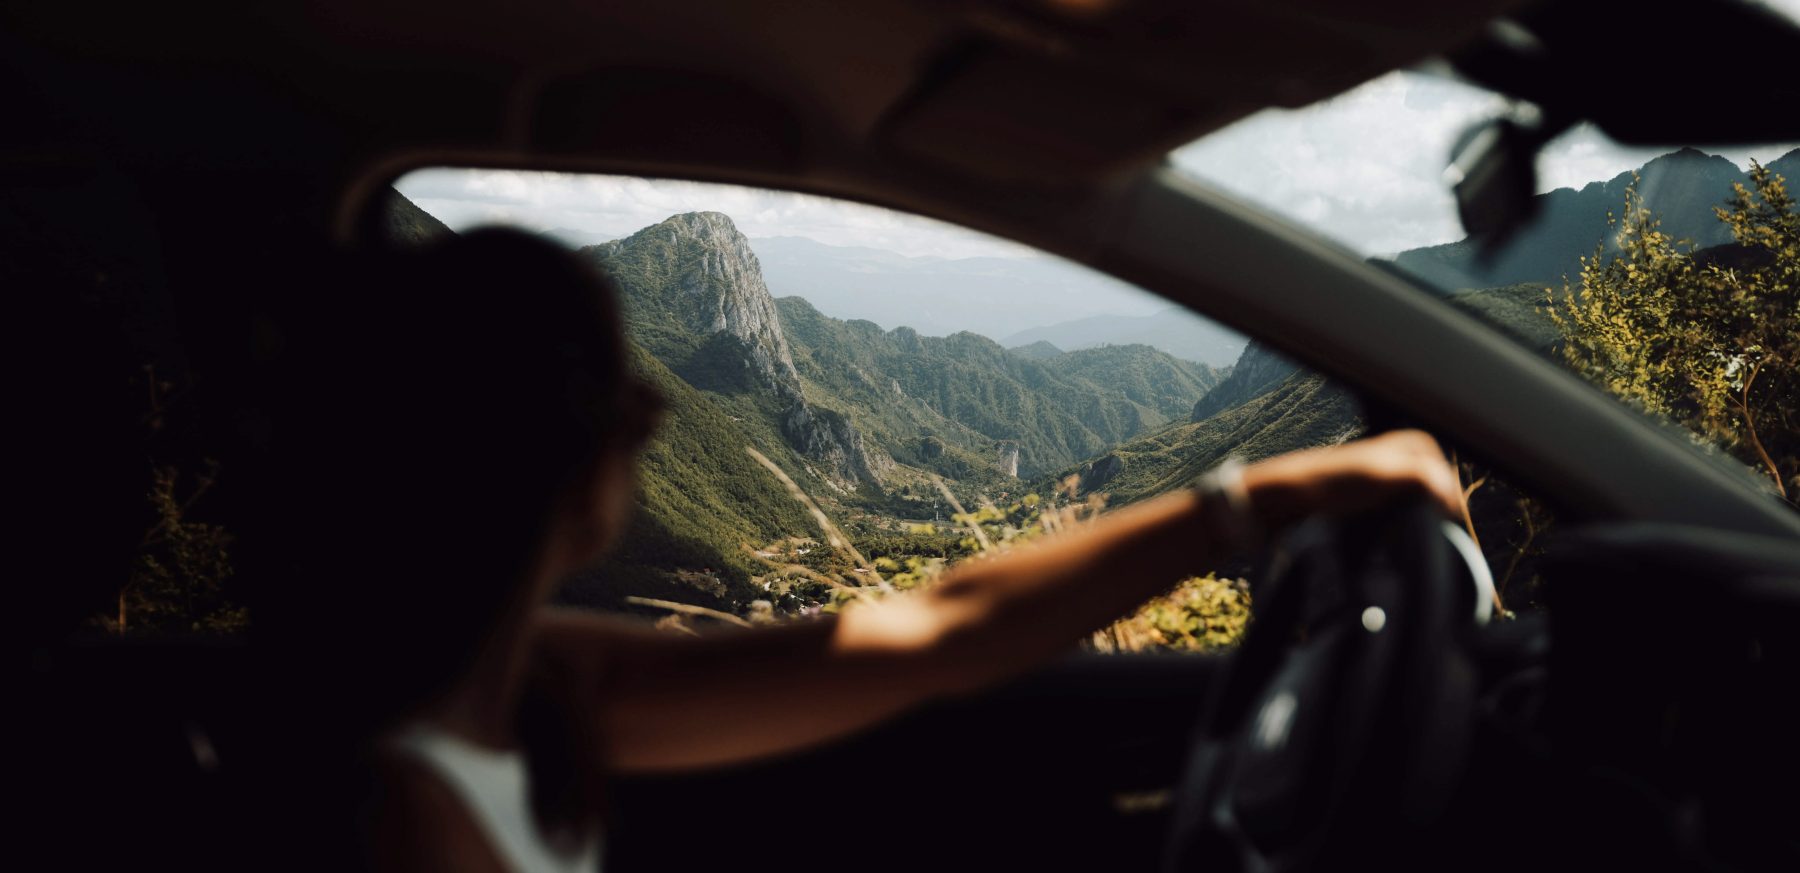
<box><xmin>602</xmin><ymin>211</ymin><xmax>800</xmax><ymax>392</ymax></box>
<box><xmin>593</xmin><ymin>212</ymin><xmax>891</xmax><ymax>487</ymax></box>
<box><xmin>1078</xmin><ymin>453</ymin><xmax>1125</xmax><ymax>494</ymax></box>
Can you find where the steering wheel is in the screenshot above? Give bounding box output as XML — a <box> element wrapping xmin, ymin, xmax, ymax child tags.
<box><xmin>1162</xmin><ymin>498</ymin><xmax>1494</xmax><ymax>873</ymax></box>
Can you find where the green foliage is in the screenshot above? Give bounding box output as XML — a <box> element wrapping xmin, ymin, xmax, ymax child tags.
<box><xmin>1552</xmin><ymin>163</ymin><xmax>1800</xmax><ymax>500</ymax></box>
<box><xmin>1050</xmin><ymin>343</ymin><xmax>1225</xmax><ymax>421</ymax></box>
<box><xmin>1090</xmin><ymin>575</ymin><xmax>1251</xmax><ymax>654</ymax></box>
<box><xmin>756</xmin><ymin>486</ymin><xmax>1254</xmax><ymax>655</ymax></box>
<box><xmin>380</xmin><ymin>188</ymin><xmax>453</xmax><ymax>246</ymax></box>
<box><xmin>776</xmin><ymin>297</ymin><xmax>1214</xmax><ymax>478</ymax></box>
<box><xmin>1045</xmin><ymin>372</ymin><xmax>1363</xmax><ymax>507</ymax></box>
<box><xmin>563</xmin><ymin>343</ymin><xmax>820</xmax><ymax>612</ymax></box>
<box><xmin>114</xmin><ymin>461</ymin><xmax>247</xmax><ymax>635</ymax></box>
<box><xmin>103</xmin><ymin>362</ymin><xmax>246</xmax><ymax>637</ymax></box>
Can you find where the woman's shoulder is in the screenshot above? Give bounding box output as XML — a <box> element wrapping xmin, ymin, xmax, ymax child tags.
<box><xmin>366</xmin><ymin>746</ymin><xmax>513</xmax><ymax>873</ymax></box>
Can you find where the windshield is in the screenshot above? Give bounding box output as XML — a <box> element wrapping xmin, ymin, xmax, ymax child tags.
<box><xmin>1174</xmin><ymin>69</ymin><xmax>1800</xmax><ymax>508</ymax></box>
<box><xmin>392</xmin><ymin>168</ymin><xmax>1285</xmax><ymax>645</ymax></box>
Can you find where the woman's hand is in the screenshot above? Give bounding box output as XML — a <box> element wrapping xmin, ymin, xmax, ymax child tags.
<box><xmin>1241</xmin><ymin>429</ymin><xmax>1463</xmax><ymax>532</ymax></box>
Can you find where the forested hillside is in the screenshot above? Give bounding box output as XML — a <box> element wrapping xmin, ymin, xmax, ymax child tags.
<box><xmin>560</xmin><ymin>343</ymin><xmax>818</xmax><ymax>611</ymax></box>
<box><xmin>1047</xmin><ymin>372</ymin><xmax>1362</xmax><ymax>505</ymax></box>
<box><xmin>778</xmin><ymin>296</ymin><xmax>1221</xmax><ymax>480</ymax></box>
<box><xmin>999</xmin><ymin>306</ymin><xmax>1246</xmax><ymax>367</ymax></box>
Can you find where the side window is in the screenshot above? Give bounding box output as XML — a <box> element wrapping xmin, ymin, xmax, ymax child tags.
<box><xmin>1176</xmin><ymin>70</ymin><xmax>1799</xmax><ymax>512</ymax></box>
<box><xmin>389</xmin><ymin>169</ymin><xmax>1550</xmax><ymax>650</ymax></box>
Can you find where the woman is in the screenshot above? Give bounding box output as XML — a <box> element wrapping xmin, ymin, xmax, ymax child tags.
<box><xmin>266</xmin><ymin>228</ymin><xmax>1462</xmax><ymax>871</ymax></box>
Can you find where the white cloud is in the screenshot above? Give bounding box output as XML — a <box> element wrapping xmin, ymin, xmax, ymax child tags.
<box><xmin>394</xmin><ymin>168</ymin><xmax>1035</xmax><ymax>260</ymax></box>
<box><xmin>1173</xmin><ymin>70</ymin><xmax>1799</xmax><ymax>258</ymax></box>
<box><xmin>1173</xmin><ymin>71</ymin><xmax>1506</xmax><ymax>256</ymax></box>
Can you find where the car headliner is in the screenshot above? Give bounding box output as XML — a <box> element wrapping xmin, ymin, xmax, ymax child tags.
<box><xmin>7</xmin><ymin>0</ymin><xmax>1800</xmax><ymax>538</ymax></box>
<box><xmin>3</xmin><ymin>0</ymin><xmax>1527</xmax><ymax>189</ymax></box>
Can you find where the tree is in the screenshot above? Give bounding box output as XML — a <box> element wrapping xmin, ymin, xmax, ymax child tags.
<box><xmin>115</xmin><ymin>461</ymin><xmax>246</xmax><ymax>635</ymax></box>
<box><xmin>1552</xmin><ymin>162</ymin><xmax>1800</xmax><ymax>501</ymax></box>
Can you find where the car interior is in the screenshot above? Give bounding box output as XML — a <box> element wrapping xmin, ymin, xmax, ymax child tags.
<box><xmin>11</xmin><ymin>0</ymin><xmax>1800</xmax><ymax>870</ymax></box>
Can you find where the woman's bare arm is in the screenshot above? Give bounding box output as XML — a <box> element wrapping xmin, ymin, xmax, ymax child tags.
<box><xmin>539</xmin><ymin>430</ymin><xmax>1462</xmax><ymax>773</ymax></box>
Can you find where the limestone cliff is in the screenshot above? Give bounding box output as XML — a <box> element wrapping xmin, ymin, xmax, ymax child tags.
<box><xmin>594</xmin><ymin>212</ymin><xmax>800</xmax><ymax>393</ymax></box>
<box><xmin>590</xmin><ymin>212</ymin><xmax>891</xmax><ymax>485</ymax></box>
<box><xmin>997</xmin><ymin>441</ymin><xmax>1021</xmax><ymax>478</ymax></box>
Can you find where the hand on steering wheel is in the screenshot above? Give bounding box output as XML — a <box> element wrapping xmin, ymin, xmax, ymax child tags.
<box><xmin>1237</xmin><ymin>430</ymin><xmax>1466</xmax><ymax>534</ymax></box>
<box><xmin>1164</xmin><ymin>432</ymin><xmax>1491</xmax><ymax>873</ymax></box>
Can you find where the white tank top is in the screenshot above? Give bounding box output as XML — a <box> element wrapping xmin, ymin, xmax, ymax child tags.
<box><xmin>393</xmin><ymin>724</ymin><xmax>603</xmax><ymax>873</ymax></box>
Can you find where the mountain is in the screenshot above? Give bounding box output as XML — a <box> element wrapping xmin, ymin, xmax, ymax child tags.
<box><xmin>1048</xmin><ymin>372</ymin><xmax>1362</xmax><ymax>504</ymax></box>
<box><xmin>749</xmin><ymin>235</ymin><xmax>1194</xmax><ymax>342</ymax></box>
<box><xmin>1051</xmin><ymin>344</ymin><xmax>1227</xmax><ymax>422</ymax></box>
<box><xmin>1390</xmin><ymin>147</ymin><xmax>1798</xmax><ymax>291</ymax></box>
<box><xmin>561</xmin><ymin>343</ymin><xmax>818</xmax><ymax>611</ymax></box>
<box><xmin>775</xmin><ymin>298</ymin><xmax>1220</xmax><ymax>480</ymax></box>
<box><xmin>1771</xmin><ymin>149</ymin><xmax>1800</xmax><ymax>187</ymax></box>
<box><xmin>375</xmin><ymin>196</ymin><xmax>822</xmax><ymax>613</ymax></box>
<box><xmin>1000</xmin><ymin>308</ymin><xmax>1246</xmax><ymax>367</ymax></box>
<box><xmin>587</xmin><ymin>212</ymin><xmax>893</xmax><ymax>486</ymax></box>
<box><xmin>380</xmin><ymin>188</ymin><xmax>453</xmax><ymax>246</ymax></box>
<box><xmin>1064</xmin><ymin>279</ymin><xmax>1564</xmax><ymax>508</ymax></box>
<box><xmin>1009</xmin><ymin>340</ymin><xmax>1064</xmax><ymax>360</ymax></box>
<box><xmin>1189</xmin><ymin>342</ymin><xmax>1299</xmax><ymax>422</ymax></box>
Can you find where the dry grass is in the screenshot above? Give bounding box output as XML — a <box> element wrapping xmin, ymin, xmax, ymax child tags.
<box><xmin>639</xmin><ymin>455</ymin><xmax>1253</xmax><ymax>655</ymax></box>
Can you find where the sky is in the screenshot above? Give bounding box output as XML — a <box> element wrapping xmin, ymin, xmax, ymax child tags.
<box><xmin>1172</xmin><ymin>70</ymin><xmax>1799</xmax><ymax>257</ymax></box>
<box><xmin>396</xmin><ymin>169</ymin><xmax>1034</xmax><ymax>260</ymax></box>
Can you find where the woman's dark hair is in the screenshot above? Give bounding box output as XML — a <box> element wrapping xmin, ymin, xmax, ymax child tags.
<box><xmin>255</xmin><ymin>227</ymin><xmax>649</xmax><ymax>836</ymax></box>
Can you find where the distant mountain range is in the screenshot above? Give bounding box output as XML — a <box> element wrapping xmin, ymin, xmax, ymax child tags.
<box><xmin>1001</xmin><ymin>308</ymin><xmax>1245</xmax><ymax>368</ymax></box>
<box><xmin>1388</xmin><ymin>146</ymin><xmax>1800</xmax><ymax>291</ymax></box>
<box><xmin>748</xmin><ymin>235</ymin><xmax>1238</xmax><ymax>357</ymax></box>
<box><xmin>1046</xmin><ymin>280</ymin><xmax>1562</xmax><ymax>507</ymax></box>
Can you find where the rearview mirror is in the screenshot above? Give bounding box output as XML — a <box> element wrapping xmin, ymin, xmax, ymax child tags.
<box><xmin>1443</xmin><ymin>109</ymin><xmax>1568</xmax><ymax>250</ymax></box>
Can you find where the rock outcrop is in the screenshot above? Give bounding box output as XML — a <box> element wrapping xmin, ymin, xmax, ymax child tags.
<box><xmin>592</xmin><ymin>212</ymin><xmax>891</xmax><ymax>486</ymax></box>
<box><xmin>997</xmin><ymin>441</ymin><xmax>1021</xmax><ymax>477</ymax></box>
<box><xmin>783</xmin><ymin>404</ymin><xmax>894</xmax><ymax>485</ymax></box>
<box><xmin>1078</xmin><ymin>453</ymin><xmax>1125</xmax><ymax>493</ymax></box>
<box><xmin>1192</xmin><ymin>341</ymin><xmax>1299</xmax><ymax>422</ymax></box>
<box><xmin>595</xmin><ymin>212</ymin><xmax>800</xmax><ymax>392</ymax></box>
